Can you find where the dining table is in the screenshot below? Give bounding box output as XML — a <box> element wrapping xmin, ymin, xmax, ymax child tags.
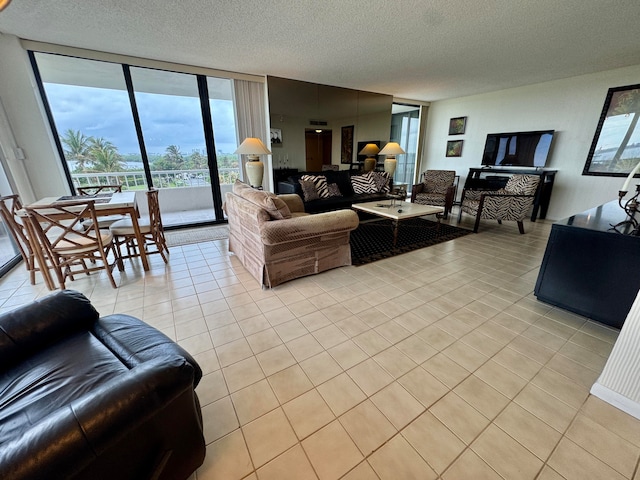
<box><xmin>20</xmin><ymin>191</ymin><xmax>149</xmax><ymax>289</ymax></box>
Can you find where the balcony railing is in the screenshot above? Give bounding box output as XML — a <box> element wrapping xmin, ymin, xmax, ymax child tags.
<box><xmin>71</xmin><ymin>168</ymin><xmax>241</xmax><ymax>190</ymax></box>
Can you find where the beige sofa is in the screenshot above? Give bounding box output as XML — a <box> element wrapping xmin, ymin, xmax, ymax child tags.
<box><xmin>225</xmin><ymin>181</ymin><xmax>359</xmax><ymax>287</ymax></box>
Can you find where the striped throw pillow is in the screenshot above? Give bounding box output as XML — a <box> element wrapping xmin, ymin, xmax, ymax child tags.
<box><xmin>300</xmin><ymin>175</ymin><xmax>330</xmax><ymax>198</ymax></box>
<box><xmin>351</xmin><ymin>174</ymin><xmax>377</xmax><ymax>194</ymax></box>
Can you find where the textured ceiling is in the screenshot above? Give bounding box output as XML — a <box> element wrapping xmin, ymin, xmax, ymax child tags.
<box><xmin>1</xmin><ymin>0</ymin><xmax>639</xmax><ymax>101</ymax></box>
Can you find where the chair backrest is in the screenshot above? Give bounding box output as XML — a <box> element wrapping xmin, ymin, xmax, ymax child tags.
<box><xmin>146</xmin><ymin>188</ymin><xmax>164</xmax><ymax>235</ymax></box>
<box><xmin>0</xmin><ymin>194</ymin><xmax>33</xmax><ymax>260</ymax></box>
<box><xmin>77</xmin><ymin>184</ymin><xmax>123</xmax><ymax>196</ymax></box>
<box><xmin>423</xmin><ymin>170</ymin><xmax>456</xmax><ymax>194</ymax></box>
<box><xmin>25</xmin><ymin>200</ymin><xmax>106</xmax><ymax>256</ymax></box>
<box><xmin>504</xmin><ymin>174</ymin><xmax>540</xmax><ymax>195</ymax></box>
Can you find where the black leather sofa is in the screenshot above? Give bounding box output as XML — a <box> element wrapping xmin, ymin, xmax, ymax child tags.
<box><xmin>0</xmin><ymin>290</ymin><xmax>205</xmax><ymax>480</ymax></box>
<box><xmin>277</xmin><ymin>169</ymin><xmax>391</xmax><ymax>213</ymax></box>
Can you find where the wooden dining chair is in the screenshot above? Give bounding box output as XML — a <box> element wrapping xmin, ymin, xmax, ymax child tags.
<box><xmin>0</xmin><ymin>194</ymin><xmax>53</xmax><ymax>287</ymax></box>
<box><xmin>77</xmin><ymin>184</ymin><xmax>125</xmax><ymax>228</ymax></box>
<box><xmin>25</xmin><ymin>199</ymin><xmax>121</xmax><ymax>289</ymax></box>
<box><xmin>109</xmin><ymin>188</ymin><xmax>169</xmax><ymax>265</ymax></box>
<box><xmin>77</xmin><ymin>184</ymin><xmax>123</xmax><ymax>196</ymax></box>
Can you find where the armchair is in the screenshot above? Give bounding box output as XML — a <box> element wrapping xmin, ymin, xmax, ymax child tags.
<box><xmin>458</xmin><ymin>174</ymin><xmax>541</xmax><ymax>233</ymax></box>
<box><xmin>411</xmin><ymin>170</ymin><xmax>457</xmax><ymax>218</ymax></box>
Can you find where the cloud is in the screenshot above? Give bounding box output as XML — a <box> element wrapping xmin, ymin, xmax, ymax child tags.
<box><xmin>44</xmin><ymin>83</ymin><xmax>238</xmax><ymax>156</ymax></box>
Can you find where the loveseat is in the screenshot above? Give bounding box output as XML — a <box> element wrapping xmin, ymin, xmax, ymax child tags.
<box><xmin>277</xmin><ymin>169</ymin><xmax>392</xmax><ymax>213</ymax></box>
<box><xmin>0</xmin><ymin>290</ymin><xmax>205</xmax><ymax>480</ymax></box>
<box><xmin>225</xmin><ymin>180</ymin><xmax>359</xmax><ymax>287</ymax></box>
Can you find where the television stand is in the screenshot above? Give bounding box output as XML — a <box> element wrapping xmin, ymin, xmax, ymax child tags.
<box><xmin>464</xmin><ymin>167</ymin><xmax>557</xmax><ymax>221</ymax></box>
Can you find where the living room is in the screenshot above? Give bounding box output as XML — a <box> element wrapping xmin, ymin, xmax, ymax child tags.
<box><xmin>2</xmin><ymin>1</ymin><xmax>640</xmax><ymax>479</ymax></box>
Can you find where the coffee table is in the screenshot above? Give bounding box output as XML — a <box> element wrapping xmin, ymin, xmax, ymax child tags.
<box><xmin>351</xmin><ymin>200</ymin><xmax>445</xmax><ymax>247</ymax></box>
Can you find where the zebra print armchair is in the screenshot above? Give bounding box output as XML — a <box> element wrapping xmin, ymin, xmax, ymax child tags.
<box><xmin>458</xmin><ymin>174</ymin><xmax>540</xmax><ymax>233</ymax></box>
<box><xmin>411</xmin><ymin>170</ymin><xmax>457</xmax><ymax>218</ymax></box>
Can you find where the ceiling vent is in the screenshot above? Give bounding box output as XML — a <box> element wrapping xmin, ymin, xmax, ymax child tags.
<box><xmin>309</xmin><ymin>120</ymin><xmax>328</xmax><ymax>126</ymax></box>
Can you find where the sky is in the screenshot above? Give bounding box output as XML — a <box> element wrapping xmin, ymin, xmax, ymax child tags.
<box><xmin>44</xmin><ymin>83</ymin><xmax>238</xmax><ymax>156</ymax></box>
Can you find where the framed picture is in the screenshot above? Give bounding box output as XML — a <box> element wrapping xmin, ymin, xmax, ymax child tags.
<box><xmin>583</xmin><ymin>84</ymin><xmax>640</xmax><ymax>176</ymax></box>
<box><xmin>446</xmin><ymin>140</ymin><xmax>463</xmax><ymax>157</ymax></box>
<box><xmin>270</xmin><ymin>128</ymin><xmax>283</xmax><ymax>146</ymax></box>
<box><xmin>448</xmin><ymin>116</ymin><xmax>467</xmax><ymax>135</ymax></box>
<box><xmin>341</xmin><ymin>125</ymin><xmax>354</xmax><ymax>164</ymax></box>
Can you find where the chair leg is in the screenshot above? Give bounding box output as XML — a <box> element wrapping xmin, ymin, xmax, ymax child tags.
<box><xmin>517</xmin><ymin>221</ymin><xmax>525</xmax><ymax>234</ymax></box>
<box><xmin>473</xmin><ymin>214</ymin><xmax>481</xmax><ymax>233</ymax></box>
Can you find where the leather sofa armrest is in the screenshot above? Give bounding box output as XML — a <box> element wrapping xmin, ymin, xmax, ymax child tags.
<box><xmin>0</xmin><ymin>356</ymin><xmax>203</xmax><ymax>480</ymax></box>
<box><xmin>277</xmin><ymin>194</ymin><xmax>305</xmax><ymax>213</ymax></box>
<box><xmin>0</xmin><ymin>290</ymin><xmax>98</xmax><ymax>369</ymax></box>
<box><xmin>277</xmin><ymin>181</ymin><xmax>298</xmax><ymax>195</ymax></box>
<box><xmin>92</xmin><ymin>314</ymin><xmax>203</xmax><ymax>386</ymax></box>
<box><xmin>260</xmin><ymin>209</ymin><xmax>359</xmax><ymax>245</ymax></box>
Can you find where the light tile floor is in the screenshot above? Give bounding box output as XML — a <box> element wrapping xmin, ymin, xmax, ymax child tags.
<box><xmin>1</xmin><ymin>212</ymin><xmax>639</xmax><ymax>480</ymax></box>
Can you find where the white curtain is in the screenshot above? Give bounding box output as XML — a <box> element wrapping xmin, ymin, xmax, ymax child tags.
<box><xmin>233</xmin><ymin>80</ymin><xmax>269</xmax><ymax>188</ymax></box>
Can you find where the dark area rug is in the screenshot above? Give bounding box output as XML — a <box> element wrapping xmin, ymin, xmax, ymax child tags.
<box><xmin>350</xmin><ymin>217</ymin><xmax>472</xmax><ymax>266</ymax></box>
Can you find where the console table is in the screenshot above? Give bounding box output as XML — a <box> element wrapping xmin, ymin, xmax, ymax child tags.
<box><xmin>534</xmin><ymin>200</ymin><xmax>639</xmax><ymax>329</ymax></box>
<box><xmin>463</xmin><ymin>167</ymin><xmax>557</xmax><ymax>221</ymax></box>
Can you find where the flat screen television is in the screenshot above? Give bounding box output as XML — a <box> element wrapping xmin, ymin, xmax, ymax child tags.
<box><xmin>482</xmin><ymin>130</ymin><xmax>555</xmax><ymax>168</ymax></box>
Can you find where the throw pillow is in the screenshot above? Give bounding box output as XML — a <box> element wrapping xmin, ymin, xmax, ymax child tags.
<box><xmin>351</xmin><ymin>173</ymin><xmax>377</xmax><ymax>194</ymax></box>
<box><xmin>327</xmin><ymin>183</ymin><xmax>342</xmax><ymax>197</ymax></box>
<box><xmin>232</xmin><ymin>180</ymin><xmax>292</xmax><ymax>219</ymax></box>
<box><xmin>299</xmin><ymin>179</ymin><xmax>320</xmax><ymax>202</ymax></box>
<box><xmin>369</xmin><ymin>171</ymin><xmax>391</xmax><ymax>193</ymax></box>
<box><xmin>300</xmin><ymin>174</ymin><xmax>330</xmax><ymax>199</ymax></box>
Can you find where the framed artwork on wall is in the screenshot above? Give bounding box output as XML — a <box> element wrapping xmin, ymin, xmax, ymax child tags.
<box><xmin>341</xmin><ymin>125</ymin><xmax>354</xmax><ymax>164</ymax></box>
<box><xmin>583</xmin><ymin>84</ymin><xmax>640</xmax><ymax>176</ymax></box>
<box><xmin>270</xmin><ymin>128</ymin><xmax>283</xmax><ymax>146</ymax></box>
<box><xmin>446</xmin><ymin>140</ymin><xmax>463</xmax><ymax>157</ymax></box>
<box><xmin>448</xmin><ymin>116</ymin><xmax>467</xmax><ymax>135</ymax></box>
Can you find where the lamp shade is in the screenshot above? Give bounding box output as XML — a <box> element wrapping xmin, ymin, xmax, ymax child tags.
<box><xmin>378</xmin><ymin>142</ymin><xmax>405</xmax><ymax>156</ymax></box>
<box><xmin>358</xmin><ymin>143</ymin><xmax>380</xmax><ymax>156</ymax></box>
<box><xmin>233</xmin><ymin>137</ymin><xmax>272</xmax><ymax>156</ymax></box>
<box><xmin>0</xmin><ymin>0</ymin><xmax>11</xmax><ymax>12</ymax></box>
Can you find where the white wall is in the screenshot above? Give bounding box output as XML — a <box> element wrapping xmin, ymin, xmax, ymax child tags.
<box><xmin>0</xmin><ymin>34</ymin><xmax>69</xmax><ymax>202</ymax></box>
<box><xmin>421</xmin><ymin>64</ymin><xmax>640</xmax><ymax>220</ymax></box>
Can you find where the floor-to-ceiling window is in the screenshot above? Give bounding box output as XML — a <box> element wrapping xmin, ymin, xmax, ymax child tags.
<box><xmin>0</xmin><ymin>156</ymin><xmax>21</xmax><ymax>277</ymax></box>
<box><xmin>30</xmin><ymin>51</ymin><xmax>243</xmax><ymax>227</ymax></box>
<box><xmin>390</xmin><ymin>103</ymin><xmax>421</xmax><ymax>189</ymax></box>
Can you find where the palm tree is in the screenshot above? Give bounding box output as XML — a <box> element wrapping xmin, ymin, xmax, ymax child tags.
<box><xmin>60</xmin><ymin>129</ymin><xmax>91</xmax><ymax>171</ymax></box>
<box><xmin>87</xmin><ymin>137</ymin><xmax>124</xmax><ymax>173</ymax></box>
<box><xmin>606</xmin><ymin>88</ymin><xmax>640</xmax><ymax>172</ymax></box>
<box><xmin>164</xmin><ymin>145</ymin><xmax>184</xmax><ymax>169</ymax></box>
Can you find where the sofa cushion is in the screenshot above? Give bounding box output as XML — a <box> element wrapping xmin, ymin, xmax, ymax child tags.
<box><xmin>300</xmin><ymin>174</ymin><xmax>330</xmax><ymax>198</ymax></box>
<box><xmin>369</xmin><ymin>171</ymin><xmax>392</xmax><ymax>193</ymax></box>
<box><xmin>351</xmin><ymin>173</ymin><xmax>378</xmax><ymax>194</ymax></box>
<box><xmin>233</xmin><ymin>180</ymin><xmax>292</xmax><ymax>220</ymax></box>
<box><xmin>327</xmin><ymin>183</ymin><xmax>342</xmax><ymax>197</ymax></box>
<box><xmin>299</xmin><ymin>179</ymin><xmax>321</xmax><ymax>202</ymax></box>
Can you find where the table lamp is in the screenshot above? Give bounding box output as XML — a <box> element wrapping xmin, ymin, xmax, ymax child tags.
<box><xmin>379</xmin><ymin>142</ymin><xmax>405</xmax><ymax>176</ymax></box>
<box><xmin>358</xmin><ymin>143</ymin><xmax>380</xmax><ymax>172</ymax></box>
<box><xmin>234</xmin><ymin>138</ymin><xmax>271</xmax><ymax>188</ymax></box>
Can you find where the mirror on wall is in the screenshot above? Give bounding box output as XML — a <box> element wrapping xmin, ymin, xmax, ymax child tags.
<box><xmin>267</xmin><ymin>76</ymin><xmax>393</xmax><ymax>172</ymax></box>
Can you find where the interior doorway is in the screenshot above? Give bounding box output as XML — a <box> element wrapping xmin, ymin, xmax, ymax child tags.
<box><xmin>305</xmin><ymin>129</ymin><xmax>332</xmax><ymax>171</ymax></box>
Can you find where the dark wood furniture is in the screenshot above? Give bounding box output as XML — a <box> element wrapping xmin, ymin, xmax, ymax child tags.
<box><xmin>534</xmin><ymin>200</ymin><xmax>638</xmax><ymax>329</ymax></box>
<box><xmin>463</xmin><ymin>167</ymin><xmax>557</xmax><ymax>221</ymax></box>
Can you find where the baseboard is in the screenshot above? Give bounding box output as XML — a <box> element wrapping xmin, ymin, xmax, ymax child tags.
<box><xmin>590</xmin><ymin>382</ymin><xmax>640</xmax><ymax>420</ymax></box>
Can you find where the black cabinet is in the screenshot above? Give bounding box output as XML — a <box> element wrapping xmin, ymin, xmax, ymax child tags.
<box><xmin>464</xmin><ymin>168</ymin><xmax>557</xmax><ymax>221</ymax></box>
<box><xmin>534</xmin><ymin>201</ymin><xmax>638</xmax><ymax>329</ymax></box>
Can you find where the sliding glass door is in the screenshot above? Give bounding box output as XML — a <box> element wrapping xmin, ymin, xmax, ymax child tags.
<box><xmin>31</xmin><ymin>51</ymin><xmax>241</xmax><ymax>227</ymax></box>
<box><xmin>0</xmin><ymin>157</ymin><xmax>21</xmax><ymax>277</ymax></box>
<box><xmin>390</xmin><ymin>103</ymin><xmax>421</xmax><ymax>189</ymax></box>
